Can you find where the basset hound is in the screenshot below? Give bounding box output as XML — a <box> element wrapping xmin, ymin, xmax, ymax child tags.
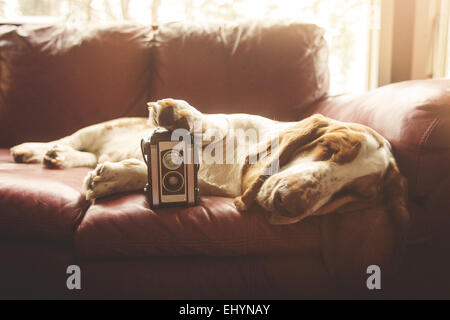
<box><xmin>11</xmin><ymin>98</ymin><xmax>409</xmax><ymax>232</ymax></box>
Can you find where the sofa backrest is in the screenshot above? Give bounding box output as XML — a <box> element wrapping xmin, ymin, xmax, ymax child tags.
<box><xmin>0</xmin><ymin>23</ymin><xmax>153</xmax><ymax>147</ymax></box>
<box><xmin>0</xmin><ymin>21</ymin><xmax>329</xmax><ymax>147</ymax></box>
<box><xmin>149</xmin><ymin>21</ymin><xmax>329</xmax><ymax>119</ymax></box>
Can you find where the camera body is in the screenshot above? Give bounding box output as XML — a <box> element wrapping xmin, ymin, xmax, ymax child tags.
<box><xmin>141</xmin><ymin>128</ymin><xmax>199</xmax><ymax>209</ymax></box>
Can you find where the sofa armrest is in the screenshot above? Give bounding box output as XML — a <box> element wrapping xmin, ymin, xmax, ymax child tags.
<box><xmin>304</xmin><ymin>79</ymin><xmax>450</xmax><ymax>201</ymax></box>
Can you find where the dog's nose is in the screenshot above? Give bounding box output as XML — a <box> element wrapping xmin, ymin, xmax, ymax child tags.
<box><xmin>273</xmin><ymin>189</ymin><xmax>284</xmax><ymax>210</ymax></box>
<box><xmin>273</xmin><ymin>185</ymin><xmax>298</xmax><ymax>218</ymax></box>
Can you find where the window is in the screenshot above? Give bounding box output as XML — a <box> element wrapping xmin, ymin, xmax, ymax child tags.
<box><xmin>406</xmin><ymin>0</ymin><xmax>448</xmax><ymax>80</ymax></box>
<box><xmin>433</xmin><ymin>0</ymin><xmax>450</xmax><ymax>78</ymax></box>
<box><xmin>0</xmin><ymin>0</ymin><xmax>380</xmax><ymax>94</ymax></box>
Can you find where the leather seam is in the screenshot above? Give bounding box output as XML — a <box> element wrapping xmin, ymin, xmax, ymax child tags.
<box><xmin>75</xmin><ymin>235</ymin><xmax>320</xmax><ymax>247</ymax></box>
<box><xmin>414</xmin><ymin>117</ymin><xmax>440</xmax><ymax>193</ymax></box>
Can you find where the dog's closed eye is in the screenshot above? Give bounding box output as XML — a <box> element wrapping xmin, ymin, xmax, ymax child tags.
<box><xmin>312</xmin><ymin>141</ymin><xmax>338</xmax><ymax>161</ymax></box>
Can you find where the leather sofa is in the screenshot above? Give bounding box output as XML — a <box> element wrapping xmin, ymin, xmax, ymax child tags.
<box><xmin>0</xmin><ymin>21</ymin><xmax>449</xmax><ymax>299</ymax></box>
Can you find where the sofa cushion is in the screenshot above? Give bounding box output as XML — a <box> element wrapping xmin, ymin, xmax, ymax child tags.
<box><xmin>150</xmin><ymin>21</ymin><xmax>329</xmax><ymax>120</ymax></box>
<box><xmin>0</xmin><ymin>149</ymin><xmax>90</xmax><ymax>240</ymax></box>
<box><xmin>0</xmin><ymin>23</ymin><xmax>152</xmax><ymax>147</ymax></box>
<box><xmin>75</xmin><ymin>193</ymin><xmax>322</xmax><ymax>258</ymax></box>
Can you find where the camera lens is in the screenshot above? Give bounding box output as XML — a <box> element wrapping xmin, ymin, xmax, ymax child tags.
<box><xmin>162</xmin><ymin>151</ymin><xmax>183</xmax><ymax>170</ymax></box>
<box><xmin>162</xmin><ymin>171</ymin><xmax>185</xmax><ymax>193</ymax></box>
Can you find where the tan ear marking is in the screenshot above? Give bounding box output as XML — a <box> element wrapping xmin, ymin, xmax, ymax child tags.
<box><xmin>382</xmin><ymin>161</ymin><xmax>410</xmax><ymax>264</ymax></box>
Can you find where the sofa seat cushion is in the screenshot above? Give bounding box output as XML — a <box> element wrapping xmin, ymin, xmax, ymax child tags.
<box><xmin>0</xmin><ymin>149</ymin><xmax>90</xmax><ymax>240</ymax></box>
<box><xmin>75</xmin><ymin>193</ymin><xmax>322</xmax><ymax>258</ymax></box>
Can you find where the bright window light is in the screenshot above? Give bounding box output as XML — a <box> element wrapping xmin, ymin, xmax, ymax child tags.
<box><xmin>0</xmin><ymin>0</ymin><xmax>380</xmax><ymax>94</ymax></box>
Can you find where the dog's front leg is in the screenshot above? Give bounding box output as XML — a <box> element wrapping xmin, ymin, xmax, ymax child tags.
<box><xmin>83</xmin><ymin>159</ymin><xmax>147</xmax><ymax>200</ymax></box>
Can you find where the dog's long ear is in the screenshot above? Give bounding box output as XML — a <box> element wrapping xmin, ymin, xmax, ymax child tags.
<box><xmin>383</xmin><ymin>160</ymin><xmax>410</xmax><ymax>261</ymax></box>
<box><xmin>234</xmin><ymin>114</ymin><xmax>330</xmax><ymax>211</ymax></box>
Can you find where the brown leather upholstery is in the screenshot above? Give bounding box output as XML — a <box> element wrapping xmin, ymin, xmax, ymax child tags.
<box><xmin>0</xmin><ymin>242</ymin><xmax>74</xmax><ymax>299</ymax></box>
<box><xmin>0</xmin><ymin>21</ymin><xmax>448</xmax><ymax>299</ymax></box>
<box><xmin>0</xmin><ymin>21</ymin><xmax>329</xmax><ymax>148</ymax></box>
<box><xmin>0</xmin><ymin>21</ymin><xmax>334</xmax><ymax>299</ymax></box>
<box><xmin>0</xmin><ymin>24</ymin><xmax>153</xmax><ymax>147</ymax></box>
<box><xmin>0</xmin><ymin>149</ymin><xmax>90</xmax><ymax>240</ymax></box>
<box><xmin>150</xmin><ymin>21</ymin><xmax>329</xmax><ymax>119</ymax></box>
<box><xmin>75</xmin><ymin>193</ymin><xmax>321</xmax><ymax>258</ymax></box>
<box><xmin>76</xmin><ymin>255</ymin><xmax>334</xmax><ymax>299</ymax></box>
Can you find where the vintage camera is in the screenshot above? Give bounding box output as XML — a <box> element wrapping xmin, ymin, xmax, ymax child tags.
<box><xmin>141</xmin><ymin>128</ymin><xmax>199</xmax><ymax>209</ymax></box>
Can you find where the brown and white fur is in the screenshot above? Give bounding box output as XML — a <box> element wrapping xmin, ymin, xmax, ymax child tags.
<box><xmin>10</xmin><ymin>98</ymin><xmax>409</xmax><ymax>230</ymax></box>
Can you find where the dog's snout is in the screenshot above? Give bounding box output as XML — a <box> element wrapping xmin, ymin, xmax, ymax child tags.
<box><xmin>273</xmin><ymin>184</ymin><xmax>299</xmax><ymax>218</ymax></box>
<box><xmin>273</xmin><ymin>189</ymin><xmax>283</xmax><ymax>209</ymax></box>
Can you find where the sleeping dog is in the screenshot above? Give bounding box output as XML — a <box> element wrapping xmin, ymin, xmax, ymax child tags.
<box><xmin>10</xmin><ymin>98</ymin><xmax>409</xmax><ymax>227</ymax></box>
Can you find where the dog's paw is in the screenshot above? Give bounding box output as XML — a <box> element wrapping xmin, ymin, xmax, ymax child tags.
<box><xmin>84</xmin><ymin>162</ymin><xmax>118</xmax><ymax>200</ymax></box>
<box><xmin>43</xmin><ymin>144</ymin><xmax>97</xmax><ymax>169</ymax></box>
<box><xmin>83</xmin><ymin>160</ymin><xmax>147</xmax><ymax>200</ymax></box>
<box><xmin>148</xmin><ymin>98</ymin><xmax>202</xmax><ymax>133</ymax></box>
<box><xmin>10</xmin><ymin>142</ymin><xmax>48</xmax><ymax>164</ymax></box>
<box><xmin>43</xmin><ymin>145</ymin><xmax>69</xmax><ymax>168</ymax></box>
